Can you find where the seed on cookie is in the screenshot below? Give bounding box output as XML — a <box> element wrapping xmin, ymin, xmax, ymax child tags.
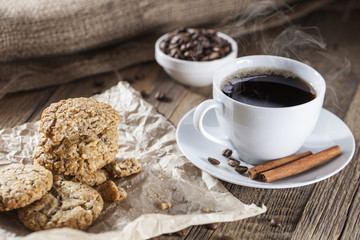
<box><xmin>0</xmin><ymin>164</ymin><xmax>53</xmax><ymax>212</ymax></box>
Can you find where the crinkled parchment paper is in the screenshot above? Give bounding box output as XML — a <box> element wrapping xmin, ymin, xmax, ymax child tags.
<box><xmin>0</xmin><ymin>82</ymin><xmax>266</xmax><ymax>240</ymax></box>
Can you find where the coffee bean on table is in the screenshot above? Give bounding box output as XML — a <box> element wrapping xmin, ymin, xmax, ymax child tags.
<box><xmin>204</xmin><ymin>222</ymin><xmax>220</xmax><ymax>230</ymax></box>
<box><xmin>208</xmin><ymin>157</ymin><xmax>220</xmax><ymax>165</ymax></box>
<box><xmin>175</xmin><ymin>229</ymin><xmax>187</xmax><ymax>236</ymax></box>
<box><xmin>227</xmin><ymin>157</ymin><xmax>240</xmax><ymax>167</ymax></box>
<box><xmin>140</xmin><ymin>90</ymin><xmax>148</xmax><ymax>98</ymax></box>
<box><xmin>164</xmin><ymin>228</ymin><xmax>188</xmax><ymax>236</ymax></box>
<box><xmin>93</xmin><ymin>79</ymin><xmax>104</xmax><ymax>87</ymax></box>
<box><xmin>155</xmin><ymin>91</ymin><xmax>166</xmax><ymax>101</ymax></box>
<box><xmin>270</xmin><ymin>218</ymin><xmax>282</xmax><ymax>227</ymax></box>
<box><xmin>222</xmin><ymin>149</ymin><xmax>233</xmax><ymax>157</ymax></box>
<box><xmin>147</xmin><ymin>236</ymin><xmax>160</xmax><ymax>240</ymax></box>
<box><xmin>134</xmin><ymin>73</ymin><xmax>144</xmax><ymax>80</ymax></box>
<box><xmin>123</xmin><ymin>77</ymin><xmax>134</xmax><ymax>83</ymax></box>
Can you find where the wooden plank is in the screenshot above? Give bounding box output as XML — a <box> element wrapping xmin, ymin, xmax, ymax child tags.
<box><xmin>168</xmin><ymin>88</ymin><xmax>212</xmax><ymax>127</ymax></box>
<box><xmin>291</xmin><ymin>162</ymin><xmax>359</xmax><ymax>239</ymax></box>
<box><xmin>289</xmin><ymin>9</ymin><xmax>360</xmax><ymax>240</ymax></box>
<box><xmin>209</xmin><ymin>185</ymin><xmax>314</xmax><ymax>240</ymax></box>
<box><xmin>131</xmin><ymin>62</ymin><xmax>162</xmax><ymax>94</ymax></box>
<box><xmin>0</xmin><ymin>87</ymin><xmax>56</xmax><ymax>128</ymax></box>
<box><xmin>291</xmin><ymin>84</ymin><xmax>360</xmax><ymax>240</ymax></box>
<box><xmin>27</xmin><ymin>72</ymin><xmax>119</xmax><ymax>122</ymax></box>
<box><xmin>0</xmin><ymin>3</ymin><xmax>359</xmax><ymax>240</ymax></box>
<box><xmin>28</xmin><ymin>64</ymin><xmax>149</xmax><ymax>122</ymax></box>
<box><xmin>159</xmin><ymin>7</ymin><xmax>360</xmax><ymax>240</ymax></box>
<box><xmin>339</xmin><ymin>183</ymin><xmax>360</xmax><ymax>240</ymax></box>
<box><xmin>338</xmin><ymin>83</ymin><xmax>360</xmax><ymax>240</ymax></box>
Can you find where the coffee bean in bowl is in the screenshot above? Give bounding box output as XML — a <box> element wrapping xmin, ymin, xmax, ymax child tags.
<box><xmin>155</xmin><ymin>27</ymin><xmax>238</xmax><ymax>87</ymax></box>
<box><xmin>159</xmin><ymin>28</ymin><xmax>232</xmax><ymax>61</ymax></box>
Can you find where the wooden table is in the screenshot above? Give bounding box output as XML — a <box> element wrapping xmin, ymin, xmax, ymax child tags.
<box><xmin>0</xmin><ymin>4</ymin><xmax>359</xmax><ymax>240</ymax></box>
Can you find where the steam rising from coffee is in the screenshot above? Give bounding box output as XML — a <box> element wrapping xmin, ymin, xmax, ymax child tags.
<box><xmin>263</xmin><ymin>26</ymin><xmax>351</xmax><ymax>111</ymax></box>
<box><xmin>222</xmin><ymin>0</ymin><xmax>351</xmax><ymax>111</ymax></box>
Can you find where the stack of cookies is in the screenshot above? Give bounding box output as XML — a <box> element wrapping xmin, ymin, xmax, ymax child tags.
<box><xmin>0</xmin><ymin>98</ymin><xmax>142</xmax><ymax>232</ymax></box>
<box><xmin>34</xmin><ymin>97</ymin><xmax>121</xmax><ymax>178</ymax></box>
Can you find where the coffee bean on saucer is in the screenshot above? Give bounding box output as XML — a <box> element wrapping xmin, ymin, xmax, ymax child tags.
<box><xmin>222</xmin><ymin>149</ymin><xmax>233</xmax><ymax>157</ymax></box>
<box><xmin>234</xmin><ymin>165</ymin><xmax>248</xmax><ymax>174</ymax></box>
<box><xmin>208</xmin><ymin>157</ymin><xmax>220</xmax><ymax>165</ymax></box>
<box><xmin>227</xmin><ymin>157</ymin><xmax>240</xmax><ymax>167</ymax></box>
<box><xmin>270</xmin><ymin>218</ymin><xmax>282</xmax><ymax>227</ymax></box>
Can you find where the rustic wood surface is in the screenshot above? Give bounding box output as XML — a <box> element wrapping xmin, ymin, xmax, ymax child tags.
<box><xmin>0</xmin><ymin>2</ymin><xmax>359</xmax><ymax>240</ymax></box>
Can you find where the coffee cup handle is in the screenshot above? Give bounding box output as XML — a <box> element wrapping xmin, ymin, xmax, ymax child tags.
<box><xmin>193</xmin><ymin>99</ymin><xmax>231</xmax><ymax>147</ymax></box>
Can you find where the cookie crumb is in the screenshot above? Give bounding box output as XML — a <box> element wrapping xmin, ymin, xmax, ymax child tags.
<box><xmin>148</xmin><ymin>193</ymin><xmax>164</xmax><ymax>199</ymax></box>
<box><xmin>72</xmin><ymin>169</ymin><xmax>108</xmax><ymax>186</ymax></box>
<box><xmin>105</xmin><ymin>158</ymin><xmax>141</xmax><ymax>178</ymax></box>
<box><xmin>96</xmin><ymin>180</ymin><xmax>127</xmax><ymax>202</ymax></box>
<box><xmin>159</xmin><ymin>201</ymin><xmax>172</xmax><ymax>210</ymax></box>
<box><xmin>202</xmin><ymin>208</ymin><xmax>210</xmax><ymax>213</ymax></box>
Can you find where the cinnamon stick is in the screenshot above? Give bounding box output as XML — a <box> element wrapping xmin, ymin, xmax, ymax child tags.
<box><xmin>260</xmin><ymin>145</ymin><xmax>342</xmax><ymax>183</ymax></box>
<box><xmin>247</xmin><ymin>151</ymin><xmax>313</xmax><ymax>180</ymax></box>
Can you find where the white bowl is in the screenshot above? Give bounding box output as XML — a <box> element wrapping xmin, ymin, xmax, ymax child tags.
<box><xmin>155</xmin><ymin>32</ymin><xmax>238</xmax><ymax>87</ymax></box>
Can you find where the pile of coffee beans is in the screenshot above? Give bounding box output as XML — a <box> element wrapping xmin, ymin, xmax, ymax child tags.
<box><xmin>159</xmin><ymin>28</ymin><xmax>232</xmax><ymax>61</ymax></box>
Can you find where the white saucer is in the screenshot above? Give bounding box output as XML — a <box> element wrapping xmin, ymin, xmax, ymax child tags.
<box><xmin>176</xmin><ymin>108</ymin><xmax>355</xmax><ymax>189</ymax></box>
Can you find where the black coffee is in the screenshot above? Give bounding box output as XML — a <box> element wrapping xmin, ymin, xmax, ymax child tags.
<box><xmin>221</xmin><ymin>69</ymin><xmax>316</xmax><ymax>108</ymax></box>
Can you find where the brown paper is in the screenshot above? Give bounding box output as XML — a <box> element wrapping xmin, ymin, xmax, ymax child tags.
<box><xmin>0</xmin><ymin>82</ymin><xmax>266</xmax><ymax>239</ymax></box>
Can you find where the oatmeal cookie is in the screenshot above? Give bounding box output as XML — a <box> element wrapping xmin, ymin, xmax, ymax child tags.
<box><xmin>105</xmin><ymin>158</ymin><xmax>142</xmax><ymax>178</ymax></box>
<box><xmin>0</xmin><ymin>164</ymin><xmax>53</xmax><ymax>211</ymax></box>
<box><xmin>72</xmin><ymin>169</ymin><xmax>108</xmax><ymax>186</ymax></box>
<box><xmin>34</xmin><ymin>143</ymin><xmax>117</xmax><ymax>176</ymax></box>
<box><xmin>36</xmin><ymin>127</ymin><xmax>119</xmax><ymax>161</ymax></box>
<box><xmin>34</xmin><ymin>98</ymin><xmax>121</xmax><ymax>175</ymax></box>
<box><xmin>18</xmin><ymin>180</ymin><xmax>103</xmax><ymax>231</ymax></box>
<box><xmin>38</xmin><ymin>98</ymin><xmax>120</xmax><ymax>143</ymax></box>
<box><xmin>96</xmin><ymin>180</ymin><xmax>127</xmax><ymax>202</ymax></box>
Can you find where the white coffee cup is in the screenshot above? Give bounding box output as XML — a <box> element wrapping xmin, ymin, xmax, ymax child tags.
<box><xmin>193</xmin><ymin>55</ymin><xmax>326</xmax><ymax>165</ymax></box>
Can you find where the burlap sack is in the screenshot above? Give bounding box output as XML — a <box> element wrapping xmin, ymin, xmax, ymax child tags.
<box><xmin>0</xmin><ymin>0</ymin><xmax>333</xmax><ymax>97</ymax></box>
